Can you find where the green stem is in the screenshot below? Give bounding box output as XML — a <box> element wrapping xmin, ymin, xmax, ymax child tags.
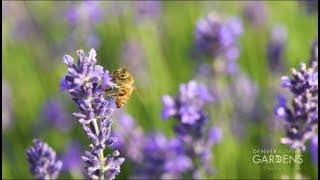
<box><xmin>92</xmin><ymin>119</ymin><xmax>105</xmax><ymax>180</ymax></box>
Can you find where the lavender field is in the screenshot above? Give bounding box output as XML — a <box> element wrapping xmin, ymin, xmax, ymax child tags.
<box><xmin>2</xmin><ymin>1</ymin><xmax>318</xmax><ymax>179</ymax></box>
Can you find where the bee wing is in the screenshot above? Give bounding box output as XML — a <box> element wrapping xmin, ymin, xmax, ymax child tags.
<box><xmin>131</xmin><ymin>84</ymin><xmax>146</xmax><ymax>107</ymax></box>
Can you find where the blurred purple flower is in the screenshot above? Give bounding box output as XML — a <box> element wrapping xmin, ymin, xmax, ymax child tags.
<box><xmin>86</xmin><ymin>33</ymin><xmax>101</xmax><ymax>49</ymax></box>
<box><xmin>142</xmin><ymin>133</ymin><xmax>193</xmax><ymax>178</ymax></box>
<box><xmin>228</xmin><ymin>72</ymin><xmax>259</xmax><ymax>138</ymax></box>
<box><xmin>161</xmin><ymin>95</ymin><xmax>177</xmax><ymax>120</ymax></box>
<box><xmin>162</xmin><ymin>80</ymin><xmax>214</xmax><ymax>125</ymax></box>
<box><xmin>61</xmin><ymin>141</ymin><xmax>83</xmax><ymax>172</ymax></box>
<box><xmin>112</xmin><ymin>113</ymin><xmax>145</xmax><ymax>163</ymax></box>
<box><xmin>194</xmin><ymin>13</ymin><xmax>243</xmax><ymax>74</ymax></box>
<box><xmin>2</xmin><ymin>1</ymin><xmax>33</xmax><ymax>42</ymax></box>
<box><xmin>267</xmin><ymin>24</ymin><xmax>287</xmax><ymax>72</ymax></box>
<box><xmin>310</xmin><ymin>135</ymin><xmax>318</xmax><ymax>163</ymax></box>
<box><xmin>134</xmin><ymin>0</ymin><xmax>162</xmax><ymax>22</ymax></box>
<box><xmin>113</xmin><ymin>112</ymin><xmax>193</xmax><ymax>179</ymax></box>
<box><xmin>63</xmin><ymin>1</ymin><xmax>103</xmax><ymax>49</ymax></box>
<box><xmin>208</xmin><ymin>126</ymin><xmax>223</xmax><ymax>145</ymax></box>
<box><xmin>243</xmin><ymin>1</ymin><xmax>268</xmax><ymax>27</ymax></box>
<box><xmin>274</xmin><ymin>95</ymin><xmax>288</xmax><ymax>118</ymax></box>
<box><xmin>161</xmin><ymin>80</ymin><xmax>222</xmax><ymax>178</ymax></box>
<box><xmin>309</xmin><ymin>40</ymin><xmax>318</xmax><ymax>67</ymax></box>
<box><xmin>65</xmin><ymin>1</ymin><xmax>104</xmax><ymax>25</ymax></box>
<box><xmin>299</xmin><ymin>0</ymin><xmax>318</xmax><ymax>15</ymax></box>
<box><xmin>120</xmin><ymin>39</ymin><xmax>150</xmax><ymax>87</ymax></box>
<box><xmin>26</xmin><ymin>139</ymin><xmax>63</xmax><ymax>179</ymax></box>
<box><xmin>2</xmin><ymin>80</ymin><xmax>12</xmax><ymax>131</ymax></box>
<box><xmin>41</xmin><ymin>99</ymin><xmax>72</xmax><ymax>132</ymax></box>
<box><xmin>230</xmin><ymin>72</ymin><xmax>258</xmax><ymax>113</ymax></box>
<box><xmin>60</xmin><ymin>49</ymin><xmax>124</xmax><ymax>179</ymax></box>
<box><xmin>274</xmin><ymin>42</ymin><xmax>318</xmax><ymax>151</ymax></box>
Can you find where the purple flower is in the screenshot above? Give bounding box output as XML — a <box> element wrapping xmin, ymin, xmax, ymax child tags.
<box><xmin>161</xmin><ymin>80</ymin><xmax>213</xmax><ymax>125</ymax></box>
<box><xmin>274</xmin><ymin>95</ymin><xmax>288</xmax><ymax>118</ymax></box>
<box><xmin>140</xmin><ymin>133</ymin><xmax>193</xmax><ymax>179</ymax></box>
<box><xmin>112</xmin><ymin>113</ymin><xmax>145</xmax><ymax>163</ymax></box>
<box><xmin>86</xmin><ymin>33</ymin><xmax>101</xmax><ymax>49</ymax></box>
<box><xmin>274</xmin><ymin>42</ymin><xmax>318</xmax><ymax>151</ymax></box>
<box><xmin>61</xmin><ymin>141</ymin><xmax>83</xmax><ymax>172</ymax></box>
<box><xmin>309</xmin><ymin>40</ymin><xmax>318</xmax><ymax>67</ymax></box>
<box><xmin>103</xmin><ymin>150</ymin><xmax>125</xmax><ymax>180</ymax></box>
<box><xmin>113</xmin><ymin>112</ymin><xmax>194</xmax><ymax>179</ymax></box>
<box><xmin>299</xmin><ymin>0</ymin><xmax>318</xmax><ymax>15</ymax></box>
<box><xmin>310</xmin><ymin>135</ymin><xmax>318</xmax><ymax>163</ymax></box>
<box><xmin>230</xmin><ymin>72</ymin><xmax>258</xmax><ymax>113</ymax></box>
<box><xmin>41</xmin><ymin>99</ymin><xmax>72</xmax><ymax>132</ymax></box>
<box><xmin>26</xmin><ymin>139</ymin><xmax>63</xmax><ymax>179</ymax></box>
<box><xmin>161</xmin><ymin>80</ymin><xmax>221</xmax><ymax>178</ymax></box>
<box><xmin>120</xmin><ymin>39</ymin><xmax>150</xmax><ymax>88</ymax></box>
<box><xmin>194</xmin><ymin>13</ymin><xmax>243</xmax><ymax>74</ymax></box>
<box><xmin>60</xmin><ymin>49</ymin><xmax>124</xmax><ymax>179</ymax></box>
<box><xmin>267</xmin><ymin>24</ymin><xmax>287</xmax><ymax>72</ymax></box>
<box><xmin>243</xmin><ymin>1</ymin><xmax>268</xmax><ymax>27</ymax></box>
<box><xmin>208</xmin><ymin>126</ymin><xmax>223</xmax><ymax>145</ymax></box>
<box><xmin>65</xmin><ymin>1</ymin><xmax>104</xmax><ymax>25</ymax></box>
<box><xmin>134</xmin><ymin>0</ymin><xmax>162</xmax><ymax>22</ymax></box>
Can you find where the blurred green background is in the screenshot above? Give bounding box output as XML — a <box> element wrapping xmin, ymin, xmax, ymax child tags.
<box><xmin>2</xmin><ymin>1</ymin><xmax>318</xmax><ymax>179</ymax></box>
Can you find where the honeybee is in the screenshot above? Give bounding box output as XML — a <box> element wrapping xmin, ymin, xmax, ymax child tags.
<box><xmin>104</xmin><ymin>68</ymin><xmax>137</xmax><ymax>108</ymax></box>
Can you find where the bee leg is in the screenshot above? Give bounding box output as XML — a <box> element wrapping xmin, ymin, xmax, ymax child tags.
<box><xmin>118</xmin><ymin>89</ymin><xmax>127</xmax><ymax>97</ymax></box>
<box><xmin>104</xmin><ymin>87</ymin><xmax>113</xmax><ymax>93</ymax></box>
<box><xmin>106</xmin><ymin>92</ymin><xmax>118</xmax><ymax>98</ymax></box>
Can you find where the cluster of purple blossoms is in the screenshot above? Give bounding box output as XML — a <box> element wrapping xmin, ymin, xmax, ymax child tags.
<box><xmin>112</xmin><ymin>113</ymin><xmax>193</xmax><ymax>179</ymax></box>
<box><xmin>274</xmin><ymin>41</ymin><xmax>318</xmax><ymax>151</ymax></box>
<box><xmin>26</xmin><ymin>139</ymin><xmax>63</xmax><ymax>179</ymax></box>
<box><xmin>60</xmin><ymin>49</ymin><xmax>124</xmax><ymax>179</ymax></box>
<box><xmin>162</xmin><ymin>80</ymin><xmax>222</xmax><ymax>178</ymax></box>
<box><xmin>162</xmin><ymin>80</ymin><xmax>214</xmax><ymax>124</ymax></box>
<box><xmin>194</xmin><ymin>13</ymin><xmax>243</xmax><ymax>74</ymax></box>
<box><xmin>267</xmin><ymin>24</ymin><xmax>287</xmax><ymax>72</ymax></box>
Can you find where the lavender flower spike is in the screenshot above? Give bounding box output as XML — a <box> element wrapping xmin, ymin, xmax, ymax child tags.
<box><xmin>161</xmin><ymin>80</ymin><xmax>221</xmax><ymax>178</ymax></box>
<box><xmin>274</xmin><ymin>42</ymin><xmax>318</xmax><ymax>151</ymax></box>
<box><xmin>60</xmin><ymin>49</ymin><xmax>124</xmax><ymax>179</ymax></box>
<box><xmin>194</xmin><ymin>13</ymin><xmax>243</xmax><ymax>74</ymax></box>
<box><xmin>26</xmin><ymin>139</ymin><xmax>63</xmax><ymax>180</ymax></box>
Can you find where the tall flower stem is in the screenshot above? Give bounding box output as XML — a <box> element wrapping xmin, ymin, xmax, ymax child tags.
<box><xmin>92</xmin><ymin>119</ymin><xmax>105</xmax><ymax>179</ymax></box>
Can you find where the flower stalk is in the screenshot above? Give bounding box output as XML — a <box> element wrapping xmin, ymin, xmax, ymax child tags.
<box><xmin>60</xmin><ymin>49</ymin><xmax>125</xmax><ymax>179</ymax></box>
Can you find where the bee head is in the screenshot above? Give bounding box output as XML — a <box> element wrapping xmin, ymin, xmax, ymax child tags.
<box><xmin>112</xmin><ymin>67</ymin><xmax>133</xmax><ymax>82</ymax></box>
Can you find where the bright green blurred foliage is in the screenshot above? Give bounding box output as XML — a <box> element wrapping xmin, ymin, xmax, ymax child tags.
<box><xmin>2</xmin><ymin>1</ymin><xmax>318</xmax><ymax>179</ymax></box>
